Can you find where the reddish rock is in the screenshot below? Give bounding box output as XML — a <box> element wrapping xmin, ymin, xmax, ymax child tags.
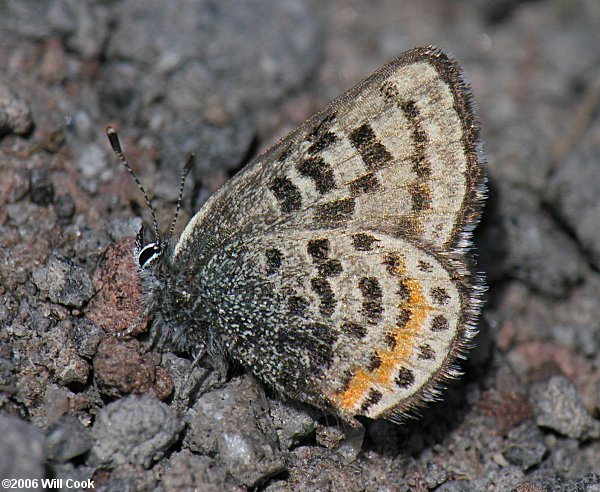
<box><xmin>93</xmin><ymin>337</ymin><xmax>173</xmax><ymax>401</ymax></box>
<box><xmin>86</xmin><ymin>238</ymin><xmax>147</xmax><ymax>335</ymax></box>
<box><xmin>478</xmin><ymin>390</ymin><xmax>533</xmax><ymax>435</ymax></box>
<box><xmin>154</xmin><ymin>367</ymin><xmax>175</xmax><ymax>402</ymax></box>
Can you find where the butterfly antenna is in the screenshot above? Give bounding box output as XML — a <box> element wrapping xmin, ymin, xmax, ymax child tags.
<box><xmin>165</xmin><ymin>153</ymin><xmax>194</xmax><ymax>246</ymax></box>
<box><xmin>106</xmin><ymin>126</ymin><xmax>161</xmax><ymax>245</ymax></box>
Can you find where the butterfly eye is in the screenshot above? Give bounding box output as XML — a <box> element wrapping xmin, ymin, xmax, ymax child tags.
<box><xmin>138</xmin><ymin>242</ymin><xmax>161</xmax><ymax>269</ymax></box>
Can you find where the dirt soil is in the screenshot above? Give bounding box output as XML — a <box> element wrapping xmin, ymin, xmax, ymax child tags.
<box><xmin>1</xmin><ymin>1</ymin><xmax>599</xmax><ymax>491</ymax></box>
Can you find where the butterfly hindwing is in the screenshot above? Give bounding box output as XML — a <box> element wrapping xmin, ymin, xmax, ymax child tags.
<box><xmin>206</xmin><ymin>227</ymin><xmax>466</xmax><ymax>420</ymax></box>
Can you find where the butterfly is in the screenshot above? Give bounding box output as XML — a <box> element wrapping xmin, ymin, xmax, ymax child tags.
<box><xmin>107</xmin><ymin>46</ymin><xmax>486</xmax><ymax>425</ymax></box>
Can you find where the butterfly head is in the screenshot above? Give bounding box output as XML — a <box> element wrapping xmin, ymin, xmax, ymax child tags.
<box><xmin>133</xmin><ymin>226</ymin><xmax>174</xmax><ymax>313</ymax></box>
<box><xmin>135</xmin><ymin>227</ymin><xmax>162</xmax><ymax>270</ymax></box>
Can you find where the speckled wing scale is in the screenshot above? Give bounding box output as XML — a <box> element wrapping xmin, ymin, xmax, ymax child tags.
<box><xmin>144</xmin><ymin>46</ymin><xmax>485</xmax><ymax>425</ymax></box>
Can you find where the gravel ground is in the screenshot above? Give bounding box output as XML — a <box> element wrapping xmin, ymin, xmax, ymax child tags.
<box><xmin>1</xmin><ymin>0</ymin><xmax>600</xmax><ymax>490</ymax></box>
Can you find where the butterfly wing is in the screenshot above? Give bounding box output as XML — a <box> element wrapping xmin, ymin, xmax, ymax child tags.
<box><xmin>171</xmin><ymin>46</ymin><xmax>485</xmax><ymax>421</ymax></box>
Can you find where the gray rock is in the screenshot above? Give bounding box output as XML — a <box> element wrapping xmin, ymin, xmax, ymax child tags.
<box><xmin>71</xmin><ymin>226</ymin><xmax>111</xmax><ymax>265</ymax></box>
<box><xmin>91</xmin><ymin>463</ymin><xmax>157</xmax><ymax>492</ymax></box>
<box><xmin>100</xmin><ymin>0</ymin><xmax>321</xmax><ymax>174</ymax></box>
<box><xmin>45</xmin><ymin>414</ymin><xmax>92</xmax><ymax>463</ymax></box>
<box><xmin>55</xmin><ymin>193</ymin><xmax>76</xmax><ymax>221</ymax></box>
<box><xmin>0</xmin><ymin>81</ymin><xmax>33</xmax><ymax>135</ymax></box>
<box><xmin>90</xmin><ymin>395</ymin><xmax>183</xmax><ymax>468</ymax></box>
<box><xmin>524</xmin><ymin>459</ymin><xmax>563</xmax><ymax>490</ymax></box>
<box><xmin>334</xmin><ymin>428</ymin><xmax>365</xmax><ymax>465</ymax></box>
<box><xmin>46</xmin><ymin>0</ymin><xmax>78</xmax><ymax>36</ymax></box>
<box><xmin>64</xmin><ymin>1</ymin><xmax>110</xmax><ymax>59</ymax></box>
<box><xmin>32</xmin><ymin>255</ymin><xmax>94</xmax><ymax>308</ymax></box>
<box><xmin>29</xmin><ymin>167</ymin><xmax>55</xmax><ymax>206</ymax></box>
<box><xmin>547</xmin><ymin>121</ymin><xmax>600</xmax><ymax>271</ymax></box>
<box><xmin>159</xmin><ymin>353</ymin><xmax>195</xmax><ymax>404</ymax></box>
<box><xmin>550</xmin><ymin>438</ymin><xmax>586</xmax><ymax>480</ymax></box>
<box><xmin>424</xmin><ymin>461</ymin><xmax>448</xmax><ymax>489</ymax></box>
<box><xmin>156</xmin><ymin>450</ymin><xmax>238</xmax><ymax>492</ymax></box>
<box><xmin>0</xmin><ymin>413</ymin><xmax>44</xmax><ymax>490</ymax></box>
<box><xmin>470</xmin><ymin>0</ymin><xmax>522</xmax><ymax>22</ymax></box>
<box><xmin>70</xmin><ymin>319</ymin><xmax>104</xmax><ymax>359</ymax></box>
<box><xmin>98</xmin><ymin>463</ymin><xmax>157</xmax><ymax>492</ymax></box>
<box><xmin>160</xmin><ymin>353</ymin><xmax>221</xmax><ymax>411</ymax></box>
<box><xmin>0</xmin><ymin>0</ymin><xmax>56</xmax><ymax>38</ymax></box>
<box><xmin>437</xmin><ymin>481</ymin><xmax>474</xmax><ymax>492</ymax></box>
<box><xmin>184</xmin><ymin>375</ymin><xmax>285</xmax><ymax>487</ymax></box>
<box><xmin>440</xmin><ymin>465</ymin><xmax>525</xmax><ymax>492</ymax></box>
<box><xmin>49</xmin><ymin>462</ymin><xmax>96</xmax><ymax>492</ymax></box>
<box><xmin>0</xmin><ymin>167</ymin><xmax>30</xmax><ymax>205</ymax></box>
<box><xmin>4</xmin><ymin>0</ymin><xmax>109</xmax><ymax>59</ymax></box>
<box><xmin>0</xmin><ymin>291</ymin><xmax>19</xmax><ymax>327</ymax></box>
<box><xmin>77</xmin><ymin>142</ymin><xmax>110</xmax><ymax>181</ymax></box>
<box><xmin>560</xmin><ymin>473</ymin><xmax>600</xmax><ymax>492</ymax></box>
<box><xmin>484</xmin><ymin>466</ymin><xmax>526</xmax><ymax>490</ymax></box>
<box><xmin>503</xmin><ymin>422</ymin><xmax>547</xmax><ymax>470</ymax></box>
<box><xmin>43</xmin><ymin>384</ymin><xmax>72</xmax><ymax>425</ymax></box>
<box><xmin>0</xmin><ymin>347</ymin><xmax>16</xmax><ymax>399</ymax></box>
<box><xmin>531</xmin><ymin>376</ymin><xmax>600</xmax><ymax>439</ymax></box>
<box><xmin>26</xmin><ymin>301</ymin><xmax>55</xmax><ymax>334</ymax></box>
<box><xmin>106</xmin><ymin>0</ymin><xmax>320</xmax><ymax>107</ymax></box>
<box><xmin>107</xmin><ymin>217</ymin><xmax>143</xmax><ymax>242</ymax></box>
<box><xmin>480</xmin><ymin>183</ymin><xmax>585</xmax><ymax>297</ymax></box>
<box><xmin>546</xmin><ymin>274</ymin><xmax>600</xmax><ymax>356</ymax></box>
<box><xmin>6</xmin><ymin>202</ymin><xmax>42</xmax><ymax>227</ymax></box>
<box><xmin>65</xmin><ymin>109</ymin><xmax>96</xmax><ymax>143</ymax></box>
<box><xmin>316</xmin><ymin>424</ymin><xmax>364</xmax><ymax>465</ymax></box>
<box><xmin>43</xmin><ymin>325</ymin><xmax>90</xmax><ymax>386</ymax></box>
<box><xmin>268</xmin><ymin>399</ymin><xmax>318</xmax><ymax>451</ymax></box>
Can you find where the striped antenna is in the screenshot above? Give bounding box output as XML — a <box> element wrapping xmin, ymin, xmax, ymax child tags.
<box><xmin>165</xmin><ymin>152</ymin><xmax>194</xmax><ymax>246</ymax></box>
<box><xmin>106</xmin><ymin>126</ymin><xmax>161</xmax><ymax>245</ymax></box>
